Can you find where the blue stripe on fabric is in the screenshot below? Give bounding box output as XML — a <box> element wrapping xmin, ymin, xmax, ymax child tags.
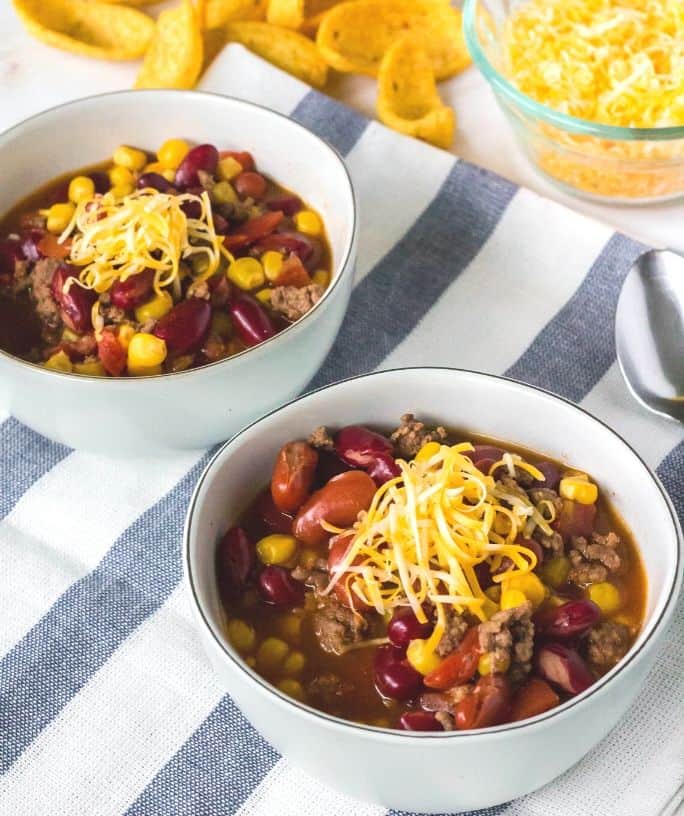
<box><xmin>656</xmin><ymin>440</ymin><xmax>684</xmax><ymax>525</ymax></box>
<box><xmin>0</xmin><ymin>453</ymin><xmax>210</xmax><ymax>773</ymax></box>
<box><xmin>125</xmin><ymin>695</ymin><xmax>279</xmax><ymax>816</ymax></box>
<box><xmin>506</xmin><ymin>233</ymin><xmax>645</xmax><ymax>401</ymax></box>
<box><xmin>290</xmin><ymin>90</ymin><xmax>368</xmax><ymax>157</ymax></box>
<box><xmin>389</xmin><ymin>806</ymin><xmax>508</xmax><ymax>816</ymax></box>
<box><xmin>309</xmin><ymin>161</ymin><xmax>517</xmax><ymax>390</ymax></box>
<box><xmin>0</xmin><ymin>418</ymin><xmax>70</xmax><ymax>519</ymax></box>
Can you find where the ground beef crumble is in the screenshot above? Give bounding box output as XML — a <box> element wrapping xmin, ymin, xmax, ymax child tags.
<box><xmin>435</xmin><ymin>607</ymin><xmax>469</xmax><ymax>658</ymax></box>
<box><xmin>308</xmin><ymin>426</ymin><xmax>335</xmax><ymax>450</ymax></box>
<box><xmin>307</xmin><ymin>673</ymin><xmax>354</xmax><ymax>711</ymax></box>
<box><xmin>534</xmin><ymin>529</ymin><xmax>565</xmax><ymax>554</ymax></box>
<box><xmin>587</xmin><ymin>620</ymin><xmax>631</xmax><ymax>669</ymax></box>
<box><xmin>568</xmin><ymin>532</ymin><xmax>621</xmax><ymax>585</ymax></box>
<box><xmin>478</xmin><ymin>602</ymin><xmax>534</xmax><ymax>684</ymax></box>
<box><xmin>390</xmin><ymin>413</ymin><xmax>448</xmax><ymax>459</ymax></box>
<box><xmin>30</xmin><ymin>258</ymin><xmax>62</xmax><ymax>342</ymax></box>
<box><xmin>271</xmin><ymin>283</ymin><xmax>324</xmax><ymax>322</ymax></box>
<box><xmin>528</xmin><ymin>487</ymin><xmax>563</xmax><ymax>514</ymax></box>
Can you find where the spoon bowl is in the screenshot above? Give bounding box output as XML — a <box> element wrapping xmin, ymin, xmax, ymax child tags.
<box><xmin>615</xmin><ymin>249</ymin><xmax>684</xmax><ymax>423</ymax></box>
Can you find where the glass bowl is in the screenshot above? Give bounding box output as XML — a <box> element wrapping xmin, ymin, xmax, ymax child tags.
<box><xmin>462</xmin><ymin>0</ymin><xmax>684</xmax><ymax>204</ymax></box>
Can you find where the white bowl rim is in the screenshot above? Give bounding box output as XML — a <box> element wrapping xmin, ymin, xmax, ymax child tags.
<box><xmin>0</xmin><ymin>89</ymin><xmax>358</xmax><ymax>383</ymax></box>
<box><xmin>184</xmin><ymin>365</ymin><xmax>683</xmax><ymax>740</ymax></box>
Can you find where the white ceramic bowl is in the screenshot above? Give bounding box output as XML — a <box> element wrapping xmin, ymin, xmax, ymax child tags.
<box><xmin>184</xmin><ymin>367</ymin><xmax>682</xmax><ymax>813</ymax></box>
<box><xmin>0</xmin><ymin>90</ymin><xmax>357</xmax><ymax>455</ymax></box>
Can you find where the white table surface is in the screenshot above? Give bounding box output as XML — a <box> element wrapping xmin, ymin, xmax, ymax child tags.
<box><xmin>1</xmin><ymin>1</ymin><xmax>682</xmax><ymax>252</ymax></box>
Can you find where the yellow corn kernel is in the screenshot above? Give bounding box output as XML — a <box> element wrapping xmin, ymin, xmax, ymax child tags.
<box><xmin>135</xmin><ymin>291</ymin><xmax>173</xmax><ymax>323</ymax></box>
<box><xmin>117</xmin><ymin>323</ymin><xmax>136</xmax><ymax>351</ymax></box>
<box><xmin>278</xmin><ymin>613</ymin><xmax>303</xmax><ymax>642</ymax></box>
<box><xmin>494</xmin><ymin>514</ymin><xmax>512</xmax><ymax>535</ymax></box>
<box><xmin>108</xmin><ymin>165</ymin><xmax>135</xmax><ymax>189</ymax></box>
<box><xmin>588</xmin><ymin>582</ymin><xmax>622</xmax><ymax>615</ymax></box>
<box><xmin>256</xmin><ymin>534</ymin><xmax>298</xmax><ymax>566</ymax></box>
<box><xmin>415</xmin><ymin>441</ymin><xmax>441</xmax><ymax>463</ymax></box>
<box><xmin>61</xmin><ymin>327</ymin><xmax>79</xmax><ymax>342</ymax></box>
<box><xmin>478</xmin><ymin>652</ymin><xmax>511</xmax><ymax>676</ymax></box>
<box><xmin>44</xmin><ymin>350</ymin><xmax>73</xmax><ymax>373</ymax></box>
<box><xmin>158</xmin><ymin>138</ymin><xmax>190</xmax><ymax>170</ymax></box>
<box><xmin>191</xmin><ymin>254</ymin><xmax>211</xmax><ymax>278</ymax></box>
<box><xmin>294</xmin><ymin>209</ymin><xmax>322</xmax><ymax>236</ymax></box>
<box><xmin>541</xmin><ymin>555</ymin><xmax>571</xmax><ymax>588</ymax></box>
<box><xmin>246</xmin><ymin>656</ymin><xmax>257</xmax><ymax>668</ymax></box>
<box><xmin>254</xmin><ymin>288</ymin><xmax>272</xmax><ymax>305</ymax></box>
<box><xmin>560</xmin><ymin>476</ymin><xmax>598</xmax><ymax>505</ymax></box>
<box><xmin>127</xmin><ymin>332</ymin><xmax>167</xmax><ymax>375</ymax></box>
<box><xmin>311</xmin><ymin>269</ymin><xmax>330</xmax><ymax>288</ymax></box>
<box><xmin>278</xmin><ymin>678</ymin><xmax>305</xmax><ymax>701</ymax></box>
<box><xmin>73</xmin><ymin>359</ymin><xmax>106</xmax><ymax>376</ymax></box>
<box><xmin>485</xmin><ymin>584</ymin><xmax>501</xmax><ymax>603</ymax></box>
<box><xmin>217</xmin><ymin>155</ymin><xmax>243</xmax><ymax>181</ymax></box>
<box><xmin>227</xmin><ymin>619</ymin><xmax>256</xmax><ymax>653</ymax></box>
<box><xmin>406</xmin><ymin>638</ymin><xmax>441</xmax><ymax>675</ymax></box>
<box><xmin>500</xmin><ymin>588</ymin><xmax>528</xmax><ymax>610</ymax></box>
<box><xmin>371</xmin><ymin>717</ymin><xmax>391</xmax><ymax>728</ymax></box>
<box><xmin>113</xmin><ymin>145</ymin><xmax>147</xmax><ymax>171</ymax></box>
<box><xmin>68</xmin><ymin>175</ymin><xmax>95</xmax><ymax>205</ymax></box>
<box><xmin>111</xmin><ymin>184</ymin><xmax>135</xmax><ymax>200</ymax></box>
<box><xmin>282</xmin><ymin>650</ymin><xmax>306</xmax><ymax>676</ymax></box>
<box><xmin>212</xmin><ymin>180</ymin><xmax>238</xmax><ymax>205</ymax></box>
<box><xmin>210</xmin><ymin>311</ymin><xmax>233</xmax><ymax>338</ymax></box>
<box><xmin>228</xmin><ymin>257</ymin><xmax>265</xmax><ymax>290</ymax></box>
<box><xmin>46</xmin><ymin>202</ymin><xmax>75</xmax><ymax>234</ymax></box>
<box><xmin>162</xmin><ymin>169</ymin><xmax>176</xmax><ymax>183</ymax></box>
<box><xmin>143</xmin><ymin>161</ymin><xmax>165</xmax><ymax>174</ymax></box>
<box><xmin>503</xmin><ymin>573</ymin><xmax>546</xmax><ymax>609</ymax></box>
<box><xmin>262</xmin><ymin>250</ymin><xmax>284</xmax><ymax>282</ymax></box>
<box><xmin>256</xmin><ymin>637</ymin><xmax>289</xmax><ymax>672</ymax></box>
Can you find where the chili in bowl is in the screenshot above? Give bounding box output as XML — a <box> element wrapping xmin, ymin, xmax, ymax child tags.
<box><xmin>184</xmin><ymin>367</ymin><xmax>681</xmax><ymax>813</ymax></box>
<box><xmin>0</xmin><ymin>90</ymin><xmax>356</xmax><ymax>453</ymax></box>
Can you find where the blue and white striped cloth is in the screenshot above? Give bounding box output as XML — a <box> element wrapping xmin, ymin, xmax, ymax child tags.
<box><xmin>1</xmin><ymin>46</ymin><xmax>682</xmax><ymax>816</ymax></box>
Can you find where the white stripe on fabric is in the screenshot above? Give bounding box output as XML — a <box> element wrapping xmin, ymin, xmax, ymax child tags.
<box><xmin>200</xmin><ymin>45</ymin><xmax>309</xmax><ymax>115</ymax></box>
<box><xmin>0</xmin><ymin>451</ymin><xmax>200</xmax><ymax>656</ymax></box>
<box><xmin>580</xmin><ymin>363</ymin><xmax>684</xmax><ymax>469</ymax></box>
<box><xmin>236</xmin><ymin>758</ymin><xmax>387</xmax><ymax>816</ymax></box>
<box><xmin>381</xmin><ymin>187</ymin><xmax>612</xmax><ymax>373</ymax></box>
<box><xmin>0</xmin><ymin>587</ymin><xmax>223</xmax><ymax>816</ymax></box>
<box><xmin>345</xmin><ymin>122</ymin><xmax>455</xmax><ymax>283</ymax></box>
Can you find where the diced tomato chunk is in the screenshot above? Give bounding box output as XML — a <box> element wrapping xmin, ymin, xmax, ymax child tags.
<box><xmin>37</xmin><ymin>233</ymin><xmax>71</xmax><ymax>260</ymax></box>
<box><xmin>554</xmin><ymin>499</ymin><xmax>597</xmax><ymax>540</ymax></box>
<box><xmin>97</xmin><ymin>329</ymin><xmax>126</xmax><ymax>376</ymax></box>
<box><xmin>223</xmin><ymin>211</ymin><xmax>284</xmax><ymax>251</ymax></box>
<box><xmin>455</xmin><ymin>675</ymin><xmax>512</xmax><ymax>730</ymax></box>
<box><xmin>511</xmin><ymin>676</ymin><xmax>560</xmax><ymax>722</ymax></box>
<box><xmin>424</xmin><ymin>626</ymin><xmax>481</xmax><ymax>690</ymax></box>
<box><xmin>274</xmin><ymin>254</ymin><xmax>311</xmax><ymax>288</ymax></box>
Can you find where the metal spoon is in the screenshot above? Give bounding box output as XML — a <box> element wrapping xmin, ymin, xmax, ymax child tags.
<box><xmin>615</xmin><ymin>249</ymin><xmax>684</xmax><ymax>423</ymax></box>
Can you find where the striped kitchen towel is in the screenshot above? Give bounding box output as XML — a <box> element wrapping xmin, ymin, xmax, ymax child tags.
<box><xmin>0</xmin><ymin>45</ymin><xmax>682</xmax><ymax>816</ymax></box>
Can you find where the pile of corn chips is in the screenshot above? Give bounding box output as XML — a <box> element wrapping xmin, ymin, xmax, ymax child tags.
<box><xmin>12</xmin><ymin>0</ymin><xmax>470</xmax><ymax>148</ymax></box>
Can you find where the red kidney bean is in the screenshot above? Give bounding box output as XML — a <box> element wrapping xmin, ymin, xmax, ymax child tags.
<box><xmin>234</xmin><ymin>171</ymin><xmax>267</xmax><ymax>201</ymax></box>
<box><xmin>110</xmin><ymin>269</ymin><xmax>155</xmax><ymax>310</ymax></box>
<box><xmin>137</xmin><ymin>172</ymin><xmax>172</xmax><ymax>193</ymax></box>
<box><xmin>536</xmin><ymin>642</ymin><xmax>594</xmax><ymax>695</ymax></box>
<box><xmin>153</xmin><ymin>297</ymin><xmax>211</xmax><ymax>354</ymax></box>
<box><xmin>51</xmin><ymin>265</ymin><xmax>95</xmax><ymax>333</ymax></box>
<box><xmin>212</xmin><ymin>212</ymin><xmax>230</xmax><ymax>235</ymax></box>
<box><xmin>220</xmin><ymin>150</ymin><xmax>255</xmax><ymax>171</ymax></box>
<box><xmin>271</xmin><ymin>441</ymin><xmax>319</xmax><ymax>513</ymax></box>
<box><xmin>375</xmin><ymin>643</ymin><xmax>407</xmax><ymax>667</ymax></box>
<box><xmin>334</xmin><ymin>426</ymin><xmax>400</xmax><ymax>486</ymax></box>
<box><xmin>554</xmin><ymin>500</ymin><xmax>597</xmax><ymax>541</ymax></box>
<box><xmin>455</xmin><ymin>675</ymin><xmax>512</xmax><ymax>730</ymax></box>
<box><xmin>472</xmin><ymin>457</ymin><xmax>496</xmax><ymax>475</ymax></box>
<box><xmin>89</xmin><ymin>171</ymin><xmax>110</xmax><ymax>194</ymax></box>
<box><xmin>175</xmin><ymin>143</ymin><xmax>219</xmax><ymax>188</ymax></box>
<box><xmin>376</xmin><ymin>659</ymin><xmax>424</xmax><ymax>701</ymax></box>
<box><xmin>399</xmin><ymin>711</ymin><xmax>443</xmax><ymax>731</ymax></box>
<box><xmin>315</xmin><ymin>450</ymin><xmax>353</xmax><ymax>487</ymax></box>
<box><xmin>254</xmin><ymin>231</ymin><xmax>315</xmax><ymax>263</ymax></box>
<box><xmin>258</xmin><ymin>565</ymin><xmax>304</xmax><ymax>607</ymax></box>
<box><xmin>293</xmin><ymin>470</ymin><xmax>377</xmax><ymax>547</ymax></box>
<box><xmin>511</xmin><ymin>676</ymin><xmax>560</xmax><ymax>722</ymax></box>
<box><xmin>464</xmin><ymin>445</ymin><xmax>504</xmax><ymax>466</ymax></box>
<box><xmin>216</xmin><ymin>527</ymin><xmax>255</xmax><ymax>592</ymax></box>
<box><xmin>474</xmin><ymin>561</ymin><xmax>494</xmax><ymax>590</ymax></box>
<box><xmin>229</xmin><ymin>293</ymin><xmax>276</xmax><ymax>347</ymax></box>
<box><xmin>367</xmin><ymin>451</ymin><xmax>401</xmax><ymax>486</ymax></box>
<box><xmin>181</xmin><ymin>196</ymin><xmax>203</xmax><ymax>220</ymax></box>
<box><xmin>388</xmin><ymin>608</ymin><xmax>433</xmax><ymax>650</ymax></box>
<box><xmin>538</xmin><ymin>600</ymin><xmax>601</xmax><ymax>639</ymax></box>
<box><xmin>254</xmin><ymin>490</ymin><xmax>295</xmax><ymax>535</ymax></box>
<box><xmin>266</xmin><ymin>195</ymin><xmax>301</xmax><ymax>216</ymax></box>
<box><xmin>532</xmin><ymin>461</ymin><xmax>561</xmax><ymax>491</ymax></box>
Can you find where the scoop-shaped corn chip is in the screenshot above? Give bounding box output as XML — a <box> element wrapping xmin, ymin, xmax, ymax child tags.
<box><xmin>205</xmin><ymin>0</ymin><xmax>267</xmax><ymax>28</ymax></box>
<box><xmin>136</xmin><ymin>0</ymin><xmax>204</xmax><ymax>89</ymax></box>
<box><xmin>266</xmin><ymin>0</ymin><xmax>341</xmax><ymax>31</ymax></box>
<box><xmin>98</xmin><ymin>1</ymin><xmax>159</xmax><ymax>6</ymax></box>
<box><xmin>225</xmin><ymin>21</ymin><xmax>328</xmax><ymax>88</ymax></box>
<box><xmin>377</xmin><ymin>37</ymin><xmax>455</xmax><ymax>148</ymax></box>
<box><xmin>316</xmin><ymin>0</ymin><xmax>470</xmax><ymax>79</ymax></box>
<box><xmin>12</xmin><ymin>0</ymin><xmax>154</xmax><ymax>60</ymax></box>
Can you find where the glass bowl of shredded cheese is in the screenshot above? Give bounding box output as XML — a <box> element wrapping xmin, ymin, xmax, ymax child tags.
<box><xmin>463</xmin><ymin>0</ymin><xmax>684</xmax><ymax>203</ymax></box>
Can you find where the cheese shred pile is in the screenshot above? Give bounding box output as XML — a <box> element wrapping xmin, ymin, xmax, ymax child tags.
<box><xmin>59</xmin><ymin>188</ymin><xmax>232</xmax><ymax>295</ymax></box>
<box><xmin>503</xmin><ymin>0</ymin><xmax>684</xmax><ymax>128</ymax></box>
<box><xmin>324</xmin><ymin>444</ymin><xmax>555</xmax><ymax>649</ymax></box>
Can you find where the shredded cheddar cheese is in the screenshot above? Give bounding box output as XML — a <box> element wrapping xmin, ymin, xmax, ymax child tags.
<box><xmin>60</xmin><ymin>188</ymin><xmax>232</xmax><ymax>296</ymax></box>
<box><xmin>324</xmin><ymin>444</ymin><xmax>551</xmax><ymax>653</ymax></box>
